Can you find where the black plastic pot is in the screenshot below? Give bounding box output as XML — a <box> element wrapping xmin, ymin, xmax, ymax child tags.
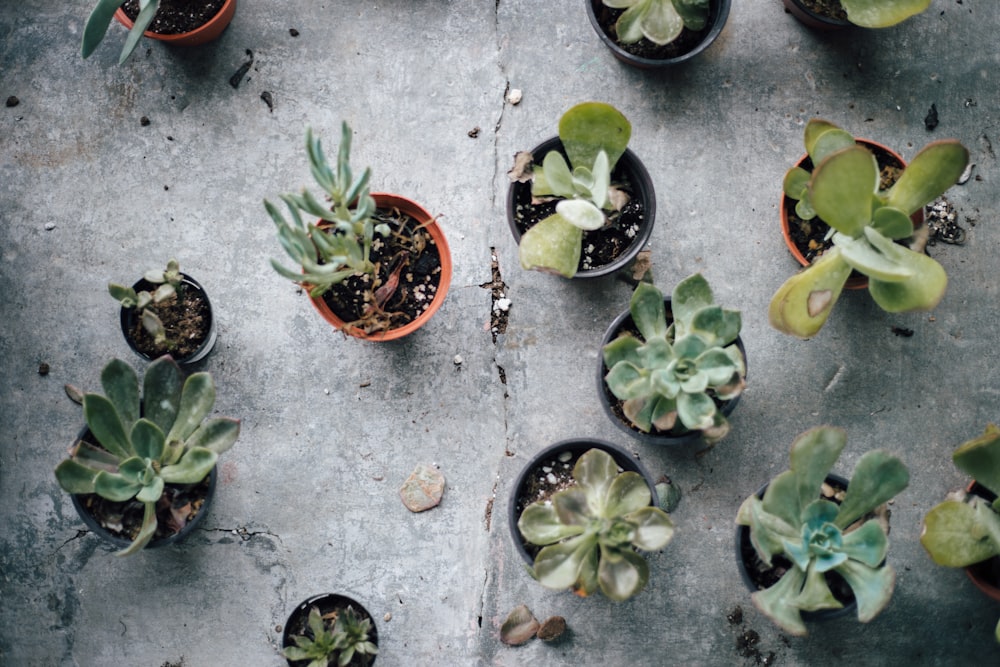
<box><xmin>119</xmin><ymin>272</ymin><xmax>217</xmax><ymax>365</ymax></box>
<box><xmin>282</xmin><ymin>593</ymin><xmax>378</xmax><ymax>666</ymax></box>
<box><xmin>508</xmin><ymin>437</ymin><xmax>660</xmax><ymax>566</ymax></box>
<box><xmin>781</xmin><ymin>0</ymin><xmax>850</xmax><ymax>30</ymax></box>
<box><xmin>585</xmin><ymin>0</ymin><xmax>731</xmax><ymax>68</ymax></box>
<box><xmin>68</xmin><ymin>426</ymin><xmax>218</xmax><ymax>551</ymax></box>
<box><xmin>597</xmin><ymin>296</ymin><xmax>746</xmax><ymax>446</ymax></box>
<box><xmin>735</xmin><ymin>474</ymin><xmax>859</xmax><ymax>624</ymax></box>
<box><xmin>506</xmin><ymin>136</ymin><xmax>656</xmax><ymax>279</ymax></box>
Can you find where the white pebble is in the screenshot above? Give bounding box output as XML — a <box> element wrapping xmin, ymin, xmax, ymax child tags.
<box><xmin>546</xmin><ymin>473</ymin><xmax>557</xmax><ymax>484</ymax></box>
<box><xmin>453</xmin><ymin>354</ymin><xmax>463</xmax><ymax>365</ymax></box>
<box><xmin>44</xmin><ymin>222</ymin><xmax>55</xmax><ymax>230</ymax></box>
<box><xmin>507</xmin><ymin>88</ymin><xmax>523</xmax><ymax>105</ymax></box>
<box><xmin>496</xmin><ymin>298</ymin><xmax>512</xmax><ymax>312</ymax></box>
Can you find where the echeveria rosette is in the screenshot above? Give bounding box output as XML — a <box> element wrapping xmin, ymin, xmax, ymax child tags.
<box><xmin>517</xmin><ymin>448</ymin><xmax>674</xmax><ymax>601</ymax></box>
<box><xmin>602</xmin><ymin>0</ymin><xmax>709</xmax><ymax>46</ymax></box>
<box><xmin>736</xmin><ymin>426</ymin><xmax>909</xmax><ymax>636</ymax></box>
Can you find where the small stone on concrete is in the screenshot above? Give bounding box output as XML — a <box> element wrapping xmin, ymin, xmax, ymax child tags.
<box><xmin>400</xmin><ymin>464</ymin><xmax>445</xmax><ymax>512</ymax></box>
<box><xmin>506</xmin><ymin>88</ymin><xmax>522</xmax><ymax>105</ymax></box>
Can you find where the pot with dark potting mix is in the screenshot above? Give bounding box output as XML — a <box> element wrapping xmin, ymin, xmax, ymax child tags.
<box><xmin>782</xmin><ymin>0</ymin><xmax>849</xmax><ymax>30</ymax></box>
<box><xmin>282</xmin><ymin>593</ymin><xmax>379</xmax><ymax>666</ymax></box>
<box><xmin>115</xmin><ymin>0</ymin><xmax>238</xmax><ymax>48</ymax></box>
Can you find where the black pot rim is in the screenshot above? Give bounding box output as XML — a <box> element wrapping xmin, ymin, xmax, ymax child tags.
<box><xmin>507</xmin><ymin>437</ymin><xmax>660</xmax><ymax>566</ymax></box>
<box><xmin>782</xmin><ymin>0</ymin><xmax>851</xmax><ymax>30</ymax></box>
<box><xmin>585</xmin><ymin>0</ymin><xmax>731</xmax><ymax>68</ymax></box>
<box><xmin>734</xmin><ymin>473</ymin><xmax>859</xmax><ymax>623</ymax></box>
<box><xmin>282</xmin><ymin>593</ymin><xmax>379</xmax><ymax>665</ymax></box>
<box><xmin>68</xmin><ymin>425</ymin><xmax>218</xmax><ymax>550</ymax></box>
<box><xmin>597</xmin><ymin>295</ymin><xmax>746</xmax><ymax>446</ymax></box>
<box><xmin>506</xmin><ymin>136</ymin><xmax>656</xmax><ymax>279</ymax></box>
<box><xmin>119</xmin><ymin>271</ymin><xmax>217</xmax><ymax>365</ymax></box>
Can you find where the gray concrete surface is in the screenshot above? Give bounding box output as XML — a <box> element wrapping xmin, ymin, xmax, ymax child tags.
<box><xmin>2</xmin><ymin>0</ymin><xmax>999</xmax><ymax>664</ymax></box>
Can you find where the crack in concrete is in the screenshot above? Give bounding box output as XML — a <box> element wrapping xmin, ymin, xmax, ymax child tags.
<box><xmin>205</xmin><ymin>526</ymin><xmax>283</xmax><ymax>544</ymax></box>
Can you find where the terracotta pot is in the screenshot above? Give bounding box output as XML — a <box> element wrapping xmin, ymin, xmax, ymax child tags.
<box><xmin>779</xmin><ymin>138</ymin><xmax>926</xmax><ymax>291</ymax></box>
<box><xmin>506</xmin><ymin>136</ymin><xmax>656</xmax><ymax>279</ymax></box>
<box><xmin>282</xmin><ymin>593</ymin><xmax>378</xmax><ymax>666</ymax></box>
<box><xmin>781</xmin><ymin>0</ymin><xmax>850</xmax><ymax>30</ymax></box>
<box><xmin>309</xmin><ymin>193</ymin><xmax>452</xmax><ymax>341</ymax></box>
<box><xmin>735</xmin><ymin>474</ymin><xmax>861</xmax><ymax>624</ymax></box>
<box><xmin>508</xmin><ymin>438</ymin><xmax>660</xmax><ymax>566</ymax></box>
<box><xmin>597</xmin><ymin>296</ymin><xmax>746</xmax><ymax>446</ymax></box>
<box><xmin>964</xmin><ymin>482</ymin><xmax>1000</xmax><ymax>601</ymax></box>
<box><xmin>586</xmin><ymin>0</ymin><xmax>731</xmax><ymax>68</ymax></box>
<box><xmin>120</xmin><ymin>272</ymin><xmax>217</xmax><ymax>365</ymax></box>
<box><xmin>114</xmin><ymin>0</ymin><xmax>237</xmax><ymax>47</ymax></box>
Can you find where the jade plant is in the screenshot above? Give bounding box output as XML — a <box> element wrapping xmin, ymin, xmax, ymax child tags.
<box><xmin>736</xmin><ymin>426</ymin><xmax>909</xmax><ymax>636</ymax></box>
<box><xmin>602</xmin><ymin>0</ymin><xmax>710</xmax><ymax>45</ymax></box>
<box><xmin>513</xmin><ymin>102</ymin><xmax>633</xmax><ymax>277</ymax></box>
<box><xmin>921</xmin><ymin>424</ymin><xmax>1000</xmax><ymax>642</ymax></box>
<box><xmin>839</xmin><ymin>0</ymin><xmax>932</xmax><ymax>28</ymax></box>
<box><xmin>283</xmin><ymin>606</ymin><xmax>378</xmax><ymax>667</ymax></box>
<box><xmin>770</xmin><ymin>118</ymin><xmax>969</xmax><ymax>339</ymax></box>
<box><xmin>82</xmin><ymin>0</ymin><xmax>160</xmax><ymax>64</ymax></box>
<box><xmin>603</xmin><ymin>274</ymin><xmax>745</xmax><ymax>444</ymax></box>
<box><xmin>54</xmin><ymin>356</ymin><xmax>240</xmax><ymax>556</ymax></box>
<box><xmin>108</xmin><ymin>258</ymin><xmax>183</xmax><ymax>348</ymax></box>
<box><xmin>517</xmin><ymin>448</ymin><xmax>675</xmax><ymax>601</ymax></box>
<box><xmin>267</xmin><ymin>122</ymin><xmax>389</xmax><ymax>296</ymax></box>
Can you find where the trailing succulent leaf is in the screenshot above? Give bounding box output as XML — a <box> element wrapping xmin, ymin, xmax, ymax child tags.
<box><xmin>839</xmin><ymin>0</ymin><xmax>933</xmax><ymax>28</ymax></box>
<box><xmin>602</xmin><ymin>0</ymin><xmax>710</xmax><ymax>46</ymax></box>
<box><xmin>518</xmin><ymin>103</ymin><xmax>632</xmax><ymax>277</ymax></box>
<box><xmin>603</xmin><ymin>274</ymin><xmax>745</xmax><ymax>444</ymax></box>
<box><xmin>517</xmin><ymin>448</ymin><xmax>674</xmax><ymax>601</ymax></box>
<box><xmin>82</xmin><ymin>0</ymin><xmax>160</xmax><ymax>65</ymax></box>
<box><xmin>283</xmin><ymin>605</ymin><xmax>378</xmax><ymax>667</ymax></box>
<box><xmin>267</xmin><ymin>123</ymin><xmax>388</xmax><ymax>297</ymax></box>
<box><xmin>735</xmin><ymin>426</ymin><xmax>909</xmax><ymax>636</ymax></box>
<box><xmin>54</xmin><ymin>357</ymin><xmax>240</xmax><ymax>556</ymax></box>
<box><xmin>108</xmin><ymin>258</ymin><xmax>183</xmax><ymax>347</ymax></box>
<box><xmin>772</xmin><ymin>118</ymin><xmax>968</xmax><ymax>338</ymax></box>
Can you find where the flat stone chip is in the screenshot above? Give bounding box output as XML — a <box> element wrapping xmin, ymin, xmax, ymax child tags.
<box><xmin>400</xmin><ymin>464</ymin><xmax>445</xmax><ymax>512</ymax></box>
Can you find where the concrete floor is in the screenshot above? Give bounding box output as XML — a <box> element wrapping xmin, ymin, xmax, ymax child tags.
<box><xmin>2</xmin><ymin>1</ymin><xmax>999</xmax><ymax>665</ymax></box>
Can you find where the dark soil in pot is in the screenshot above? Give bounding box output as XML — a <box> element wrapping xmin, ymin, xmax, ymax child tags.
<box><xmin>319</xmin><ymin>206</ymin><xmax>443</xmax><ymax>334</ymax></box>
<box><xmin>965</xmin><ymin>483</ymin><xmax>1000</xmax><ymax>598</ymax></box>
<box><xmin>588</xmin><ymin>0</ymin><xmax>729</xmax><ymax>63</ymax></box>
<box><xmin>283</xmin><ymin>593</ymin><xmax>378</xmax><ymax>667</ymax></box>
<box><xmin>122</xmin><ymin>273</ymin><xmax>214</xmax><ymax>363</ymax></box>
<box><xmin>789</xmin><ymin>0</ymin><xmax>848</xmax><ymax>23</ymax></box>
<box><xmin>122</xmin><ymin>0</ymin><xmax>226</xmax><ymax>34</ymax></box>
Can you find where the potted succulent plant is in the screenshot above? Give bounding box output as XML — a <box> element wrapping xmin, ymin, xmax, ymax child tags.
<box><xmin>920</xmin><ymin>424</ymin><xmax>1000</xmax><ymax>642</ymax></box>
<box><xmin>735</xmin><ymin>426</ymin><xmax>909</xmax><ymax>636</ymax></box>
<box><xmin>599</xmin><ymin>274</ymin><xmax>746</xmax><ymax>446</ymax></box>
<box><xmin>282</xmin><ymin>593</ymin><xmax>379</xmax><ymax>666</ymax></box>
<box><xmin>82</xmin><ymin>0</ymin><xmax>237</xmax><ymax>65</ymax></box>
<box><xmin>783</xmin><ymin>0</ymin><xmax>932</xmax><ymax>30</ymax></box>
<box><xmin>770</xmin><ymin>118</ymin><xmax>969</xmax><ymax>339</ymax></box>
<box><xmin>54</xmin><ymin>356</ymin><xmax>240</xmax><ymax>556</ymax></box>
<box><xmin>267</xmin><ymin>123</ymin><xmax>452</xmax><ymax>341</ymax></box>
<box><xmin>585</xmin><ymin>0</ymin><xmax>730</xmax><ymax>68</ymax></box>
<box><xmin>510</xmin><ymin>439</ymin><xmax>674</xmax><ymax>601</ymax></box>
<box><xmin>108</xmin><ymin>259</ymin><xmax>217</xmax><ymax>365</ymax></box>
<box><xmin>506</xmin><ymin>102</ymin><xmax>655</xmax><ymax>279</ymax></box>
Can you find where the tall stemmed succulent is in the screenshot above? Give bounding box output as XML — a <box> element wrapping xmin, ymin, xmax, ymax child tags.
<box><xmin>515</xmin><ymin>102</ymin><xmax>633</xmax><ymax>277</ymax></box>
<box><xmin>267</xmin><ymin>123</ymin><xmax>389</xmax><ymax>297</ymax></box>
<box><xmin>736</xmin><ymin>426</ymin><xmax>909</xmax><ymax>636</ymax></box>
<box><xmin>602</xmin><ymin>0</ymin><xmax>710</xmax><ymax>46</ymax></box>
<box><xmin>54</xmin><ymin>356</ymin><xmax>240</xmax><ymax>556</ymax></box>
<box><xmin>82</xmin><ymin>0</ymin><xmax>160</xmax><ymax>65</ymax></box>
<box><xmin>517</xmin><ymin>448</ymin><xmax>675</xmax><ymax>601</ymax></box>
<box><xmin>771</xmin><ymin>118</ymin><xmax>969</xmax><ymax>339</ymax></box>
<box><xmin>603</xmin><ymin>274</ymin><xmax>745</xmax><ymax>444</ymax></box>
<box><xmin>921</xmin><ymin>424</ymin><xmax>1000</xmax><ymax>642</ymax></box>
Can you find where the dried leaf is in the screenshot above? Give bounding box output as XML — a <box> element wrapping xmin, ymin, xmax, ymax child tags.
<box><xmin>608</xmin><ymin>185</ymin><xmax>630</xmax><ymax>212</ymax></box>
<box><xmin>507</xmin><ymin>151</ymin><xmax>534</xmax><ymax>183</ymax></box>
<box><xmin>64</xmin><ymin>384</ymin><xmax>84</xmax><ymax>405</ymax></box>
<box><xmin>500</xmin><ymin>604</ymin><xmax>539</xmax><ymax>645</ymax></box>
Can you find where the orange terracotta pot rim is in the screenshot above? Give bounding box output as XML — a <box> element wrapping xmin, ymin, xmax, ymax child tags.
<box><xmin>308</xmin><ymin>192</ymin><xmax>452</xmax><ymax>342</ymax></box>
<box><xmin>114</xmin><ymin>0</ymin><xmax>236</xmax><ymax>45</ymax></box>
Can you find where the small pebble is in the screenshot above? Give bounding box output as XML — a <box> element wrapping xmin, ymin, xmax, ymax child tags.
<box><xmin>546</xmin><ymin>473</ymin><xmax>557</xmax><ymax>484</ymax></box>
<box><xmin>5</xmin><ymin>96</ymin><xmax>18</xmax><ymax>107</ymax></box>
<box><xmin>383</xmin><ymin>612</ymin><xmax>392</xmax><ymax>622</ymax></box>
<box><xmin>506</xmin><ymin>88</ymin><xmax>523</xmax><ymax>105</ymax></box>
<box><xmin>453</xmin><ymin>354</ymin><xmax>463</xmax><ymax>365</ymax></box>
<box><xmin>44</xmin><ymin>222</ymin><xmax>55</xmax><ymax>230</ymax></box>
<box><xmin>557</xmin><ymin>451</ymin><xmax>572</xmax><ymax>463</ymax></box>
<box><xmin>495</xmin><ymin>298</ymin><xmax>512</xmax><ymax>312</ymax></box>
<box><xmin>38</xmin><ymin>363</ymin><xmax>49</xmax><ymax>376</ymax></box>
<box><xmin>324</xmin><ymin>388</ymin><xmax>330</xmax><ymax>395</ymax></box>
<box><xmin>289</xmin><ymin>28</ymin><xmax>300</xmax><ymax>36</ymax></box>
<box><xmin>140</xmin><ymin>116</ymin><xmax>150</xmax><ymax>126</ymax></box>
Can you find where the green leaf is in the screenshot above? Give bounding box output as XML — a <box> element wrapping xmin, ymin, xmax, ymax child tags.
<box><xmin>613</xmin><ymin>1</ymin><xmax>647</xmax><ymax>44</ymax></box>
<box><xmin>185</xmin><ymin>418</ymin><xmax>241</xmax><ymax>455</ymax></box>
<box><xmin>768</xmin><ymin>247</ymin><xmax>852</xmax><ymax>339</ymax></box>
<box><xmin>783</xmin><ymin>166</ymin><xmax>811</xmax><ymax>200</ymax></box>
<box><xmin>627</xmin><ymin>506</ymin><xmax>675</xmax><ymax>551</ymax></box>
<box><xmin>108</xmin><ymin>283</ymin><xmax>138</xmax><ymax>306</ymax></box>
<box><xmin>81</xmin><ymin>0</ymin><xmax>124</xmax><ymax>58</ymax></box>
<box><xmin>672</xmin><ymin>0</ymin><xmax>709</xmax><ymax>30</ymax></box>
<box><xmin>689</xmin><ymin>306</ymin><xmax>741</xmax><ymax>348</ymax></box>
<box><xmin>952</xmin><ymin>424</ymin><xmax>1000</xmax><ymax>495</ymax></box>
<box><xmin>598</xmin><ymin>545</ymin><xmax>648</xmax><ymax>601</ymax></box>
<box><xmin>803</xmin><ymin>119</ymin><xmax>846</xmax><ymax>158</ymax></box>
<box><xmin>840</xmin><ymin>520</ymin><xmax>889</xmax><ymax>567</ymax></box>
<box><xmin>83</xmin><ymin>394</ymin><xmax>133</xmax><ymax>459</ymax></box>
<box><xmin>143</xmin><ymin>356</ymin><xmax>184</xmax><ymax>435</ymax></box>
<box><xmin>638</xmin><ymin>0</ymin><xmax>684</xmax><ymax>46</ymax></box>
<box><xmin>533</xmin><ymin>533</ymin><xmax>598</xmax><ymax>591</ymax></box>
<box><xmin>518</xmin><ymin>213</ymin><xmax>582</xmax><ymax>278</ymax></box>
<box><xmin>574</xmin><ymin>449</ymin><xmax>619</xmax><ymax>511</ymax></box>
<box><xmin>752</xmin><ymin>567</ymin><xmax>809</xmax><ymax>636</ymax></box>
<box><xmin>94</xmin><ymin>471</ymin><xmax>142</xmax><ymax>502</ymax></box>
<box><xmin>886</xmin><ymin>140</ymin><xmax>970</xmax><ymax>214</ymax></box>
<box><xmin>737</xmin><ymin>494</ymin><xmax>797</xmax><ymax>567</ymax></box>
<box><xmin>866</xmin><ymin>247</ymin><xmax>948</xmax><ymax>313</ymax></box>
<box><xmin>100</xmin><ymin>359</ymin><xmax>140</xmax><ymax>432</ymax></box>
<box><xmin>836</xmin><ymin>450</ymin><xmax>909</xmax><ymax>529</ymax></box>
<box><xmin>677</xmin><ymin>391</ymin><xmax>715</xmax><ymax>431</ymax></box>
<box><xmin>671</xmin><ymin>273</ymin><xmax>714</xmax><ymax>330</ymax></box>
<box><xmin>551</xmin><ymin>487</ymin><xmax>594</xmax><ymax>528</ymax></box>
<box><xmin>834</xmin><ymin>233</ymin><xmax>914</xmax><ymax>283</ymax></box>
<box><xmin>810</xmin><ymin>129</ymin><xmax>857</xmax><ymax>165</ymax></box>
<box><xmin>160</xmin><ymin>448</ymin><xmax>217</xmax><ymax>484</ymax></box>
<box><xmin>921</xmin><ymin>499</ymin><xmax>1000</xmax><ymax>567</ymax></box>
<box><xmin>136</xmin><ymin>476</ymin><xmax>164</xmax><ymax>503</ymax></box>
<box><xmin>558</xmin><ymin>102</ymin><xmax>631</xmax><ymax>173</ymax></box>
<box><xmin>834</xmin><ymin>558</ymin><xmax>895</xmax><ymax>623</ymax></box>
<box><xmin>793</xmin><ymin>562</ymin><xmax>843</xmax><ymax>612</ymax></box>
<box><xmin>630</xmin><ymin>281</ymin><xmax>668</xmax><ymax>341</ymax></box>
<box><xmin>808</xmin><ymin>145</ymin><xmax>879</xmax><ymax>238</ymax></box>
<box><xmin>166</xmin><ymin>373</ymin><xmax>216</xmax><ymax>444</ymax></box>
<box><xmin>538</xmin><ymin>151</ymin><xmax>574</xmax><ymax>198</ymax></box>
<box><xmin>118</xmin><ymin>0</ymin><xmax>159</xmax><ymax>65</ymax></box>
<box><xmin>603</xmin><ymin>334</ymin><xmax>642</xmax><ymax>369</ymax></box>
<box><xmin>604</xmin><ymin>472</ymin><xmax>652</xmax><ymax>518</ymax></box>
<box><xmin>840</xmin><ymin>0</ymin><xmax>932</xmax><ymax>28</ymax></box>
<box><xmin>54</xmin><ymin>459</ymin><xmax>100</xmax><ymax>494</ymax></box>
<box><xmin>555</xmin><ymin>199</ymin><xmax>606</xmax><ymax>231</ymax></box>
<box><xmin>130</xmin><ymin>419</ymin><xmax>166</xmax><ymax>462</ymax></box>
<box><xmin>518</xmin><ymin>502</ymin><xmax>586</xmax><ymax>546</ymax></box>
<box><xmin>604</xmin><ymin>361</ymin><xmax>647</xmax><ymax>400</ymax></box>
<box><xmin>116</xmin><ymin>501</ymin><xmax>158</xmax><ymax>556</ymax></box>
<box><xmin>871</xmin><ymin>206</ymin><xmax>915</xmax><ymax>240</ymax></box>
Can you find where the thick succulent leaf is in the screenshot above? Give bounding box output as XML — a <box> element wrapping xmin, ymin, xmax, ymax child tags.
<box><xmin>783</xmin><ymin>166</ymin><xmax>811</xmax><ymax>200</ymax></box>
<box><xmin>603</xmin><ymin>334</ymin><xmax>643</xmax><ymax>369</ymax></box>
<box><xmin>810</xmin><ymin>129</ymin><xmax>857</xmax><ymax>165</ymax></box>
<box><xmin>558</xmin><ymin>102</ymin><xmax>631</xmax><ymax>172</ymax></box>
<box><xmin>835</xmin><ymin>450</ymin><xmax>909</xmax><ymax>528</ymax></box>
<box><xmin>84</xmin><ymin>394</ymin><xmax>133</xmax><ymax>459</ymax></box>
<box><xmin>93</xmin><ymin>471</ymin><xmax>142</xmax><ymax>502</ymax></box>
<box><xmin>803</xmin><ymin>119</ymin><xmax>848</xmax><ymax>159</ymax></box>
<box><xmin>598</xmin><ymin>545</ymin><xmax>649</xmax><ymax>601</ymax></box>
<box><xmin>649</xmin><ymin>395</ymin><xmax>679</xmax><ymax>432</ymax></box>
<box><xmin>165</xmin><ymin>372</ymin><xmax>216</xmax><ymax>445</ymax></box>
<box><xmin>143</xmin><ymin>356</ymin><xmax>184</xmax><ymax>435</ymax></box>
<box><xmin>623</xmin><ymin>397</ymin><xmax>654</xmax><ymax>432</ymax></box>
<box><xmin>801</xmin><ymin>498</ymin><xmax>840</xmax><ymax>530</ymax></box>
<box><xmin>639</xmin><ymin>0</ymin><xmax>684</xmax><ymax>46</ymax></box>
<box><xmin>886</xmin><ymin>139</ymin><xmax>969</xmax><ymax>213</ymax></box>
<box><xmin>604</xmin><ymin>471</ymin><xmax>652</xmax><ymax>519</ymax></box>
<box><xmin>116</xmin><ymin>501</ymin><xmax>158</xmax><ymax>557</ymax></box>
<box><xmin>841</xmin><ymin>520</ymin><xmax>890</xmax><ymax>567</ymax></box>
<box><xmin>673</xmin><ymin>0</ymin><xmax>709</xmax><ymax>30</ymax></box>
<box><xmin>136</xmin><ymin>476</ymin><xmax>164</xmax><ymax>503</ymax></box>
<box><xmin>518</xmin><ymin>213</ymin><xmax>582</xmax><ymax>278</ymax></box>
<box><xmin>840</xmin><ymin>0</ymin><xmax>932</xmax><ymax>28</ymax></box>
<box><xmin>866</xmin><ymin>249</ymin><xmax>947</xmax><ymax>313</ymax></box>
<box><xmin>808</xmin><ymin>145</ymin><xmax>879</xmax><ymax>237</ymax></box>
<box><xmin>736</xmin><ymin>495</ymin><xmax>797</xmax><ymax>566</ymax></box>
<box><xmin>789</xmin><ymin>426</ymin><xmax>847</xmax><ymax>517</ymax></box>
<box><xmin>519</xmin><ymin>501</ymin><xmax>586</xmax><ymax>546</ymax></box>
<box><xmin>834</xmin><ymin>559</ymin><xmax>896</xmax><ymax>623</ymax></box>
<box><xmin>55</xmin><ymin>459</ymin><xmax>100</xmax><ymax>494</ymax></box>
<box><xmin>533</xmin><ymin>533</ymin><xmax>598</xmax><ymax>591</ymax></box>
<box><xmin>604</xmin><ymin>361</ymin><xmax>648</xmax><ymax>400</ymax></box>
<box><xmin>627</xmin><ymin>506</ymin><xmax>675</xmax><ymax>551</ymax></box>
<box><xmin>871</xmin><ymin>206</ymin><xmax>914</xmax><ymax>240</ymax></box>
<box><xmin>761</xmin><ymin>470</ymin><xmax>805</xmax><ymax>532</ymax></box>
<box><xmin>768</xmin><ymin>247</ymin><xmax>852</xmax><ymax>339</ymax></box>
<box><xmin>537</xmin><ymin>151</ymin><xmax>575</xmax><ymax>198</ymax></box>
<box><xmin>574</xmin><ymin>448</ymin><xmax>619</xmax><ymax>512</ymax></box>
<box><xmin>81</xmin><ymin>0</ymin><xmax>123</xmax><ymax>58</ymax></box>
<box><xmin>130</xmin><ymin>419</ymin><xmax>166</xmax><ymax>462</ymax></box>
<box><xmin>588</xmin><ymin>150</ymin><xmax>611</xmax><ymax>209</ymax></box>
<box><xmin>695</xmin><ymin>348</ymin><xmax>739</xmax><ymax>385</ymax></box>
<box><xmin>556</xmin><ymin>199</ymin><xmax>606</xmax><ymax>231</ymax></box>
<box><xmin>672</xmin><ymin>333</ymin><xmax>707</xmax><ymax>361</ymax></box>
<box><xmin>751</xmin><ymin>567</ymin><xmax>809</xmax><ymax>636</ymax></box>
<box><xmin>920</xmin><ymin>499</ymin><xmax>1000</xmax><ymax>567</ymax></box>
<box><xmin>794</xmin><ymin>196</ymin><xmax>817</xmax><ymax>221</ymax></box>
<box><xmin>185</xmin><ymin>418</ymin><xmax>241</xmax><ymax>455</ymax></box>
<box><xmin>552</xmin><ymin>487</ymin><xmax>594</xmax><ymax>528</ymax></box>
<box><xmin>793</xmin><ymin>562</ymin><xmax>843</xmax><ymax>612</ymax></box>
<box><xmin>678</xmin><ymin>370</ymin><xmax>709</xmax><ymax>395</ymax></box>
<box><xmin>834</xmin><ymin>233</ymin><xmax>913</xmax><ymax>283</ymax></box>
<box><xmin>670</xmin><ymin>273</ymin><xmax>713</xmax><ymax>331</ymax></box>
<box><xmin>100</xmin><ymin>359</ymin><xmax>140</xmax><ymax>431</ymax></box>
<box><xmin>160</xmin><ymin>448</ymin><xmax>217</xmax><ymax>485</ymax></box>
<box><xmin>629</xmin><ymin>282</ymin><xmax>668</xmax><ymax>341</ymax></box>
<box><xmin>677</xmin><ymin>392</ymin><xmax>716</xmax><ymax>431</ymax></box>
<box><xmin>118</xmin><ymin>0</ymin><xmax>158</xmax><ymax>65</ymax></box>
<box><xmin>614</xmin><ymin>2</ymin><xmax>648</xmax><ymax>44</ymax></box>
<box><xmin>952</xmin><ymin>424</ymin><xmax>1000</xmax><ymax>495</ymax></box>
<box><xmin>689</xmin><ymin>306</ymin><xmax>741</xmax><ymax>348</ymax></box>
